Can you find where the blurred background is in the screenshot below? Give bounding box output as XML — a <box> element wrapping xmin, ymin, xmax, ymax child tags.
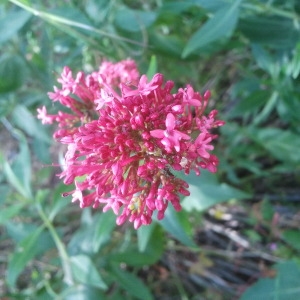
<box><xmin>1</xmin><ymin>0</ymin><xmax>300</xmax><ymax>299</ymax></box>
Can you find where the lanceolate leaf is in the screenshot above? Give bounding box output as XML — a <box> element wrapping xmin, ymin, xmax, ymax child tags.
<box><xmin>146</xmin><ymin>55</ymin><xmax>158</xmax><ymax>80</ymax></box>
<box><xmin>0</xmin><ymin>203</ymin><xmax>26</xmax><ymax>226</ymax></box>
<box><xmin>2</xmin><ymin>131</ymin><xmax>32</xmax><ymax>199</ymax></box>
<box><xmin>241</xmin><ymin>261</ymin><xmax>300</xmax><ymax>300</ymax></box>
<box><xmin>159</xmin><ymin>205</ymin><xmax>198</xmax><ymax>248</ymax></box>
<box><xmin>109</xmin><ymin>264</ymin><xmax>153</xmax><ymax>300</ymax></box>
<box><xmin>247</xmin><ymin>128</ymin><xmax>300</xmax><ymax>164</ymax></box>
<box><xmin>12</xmin><ymin>105</ymin><xmax>51</xmax><ymax>143</ymax></box>
<box><xmin>109</xmin><ymin>225</ymin><xmax>164</xmax><ymax>267</ymax></box>
<box><xmin>0</xmin><ymin>10</ymin><xmax>31</xmax><ymax>44</ymax></box>
<box><xmin>7</xmin><ymin>226</ymin><xmax>44</xmax><ymax>288</ymax></box>
<box><xmin>239</xmin><ymin>16</ymin><xmax>299</xmax><ymax>49</ymax></box>
<box><xmin>0</xmin><ymin>54</ymin><xmax>27</xmax><ymax>93</ymax></box>
<box><xmin>182</xmin><ymin>0</ymin><xmax>242</xmax><ymax>57</ymax></box>
<box><xmin>70</xmin><ymin>254</ymin><xmax>108</xmax><ymax>290</ymax></box>
<box><xmin>137</xmin><ymin>222</ymin><xmax>156</xmax><ymax>252</ymax></box>
<box><xmin>159</xmin><ymin>0</ymin><xmax>227</xmax><ymax>14</ymax></box>
<box><xmin>114</xmin><ymin>8</ymin><xmax>156</xmax><ymax>32</ymax></box>
<box><xmin>181</xmin><ymin>170</ymin><xmax>250</xmax><ymax>212</ymax></box>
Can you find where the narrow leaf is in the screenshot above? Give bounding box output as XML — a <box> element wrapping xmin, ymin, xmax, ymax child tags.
<box><xmin>239</xmin><ymin>16</ymin><xmax>299</xmax><ymax>49</ymax></box>
<box><xmin>159</xmin><ymin>0</ymin><xmax>227</xmax><ymax>14</ymax></box>
<box><xmin>70</xmin><ymin>254</ymin><xmax>108</xmax><ymax>290</ymax></box>
<box><xmin>248</xmin><ymin>128</ymin><xmax>300</xmax><ymax>163</ymax></box>
<box><xmin>241</xmin><ymin>261</ymin><xmax>300</xmax><ymax>300</ymax></box>
<box><xmin>159</xmin><ymin>205</ymin><xmax>197</xmax><ymax>248</ymax></box>
<box><xmin>146</xmin><ymin>55</ymin><xmax>157</xmax><ymax>79</ymax></box>
<box><xmin>114</xmin><ymin>8</ymin><xmax>156</xmax><ymax>32</ymax></box>
<box><xmin>0</xmin><ymin>54</ymin><xmax>27</xmax><ymax>93</ymax></box>
<box><xmin>0</xmin><ymin>10</ymin><xmax>31</xmax><ymax>44</ymax></box>
<box><xmin>7</xmin><ymin>226</ymin><xmax>44</xmax><ymax>287</ymax></box>
<box><xmin>92</xmin><ymin>211</ymin><xmax>116</xmax><ymax>253</ymax></box>
<box><xmin>3</xmin><ymin>160</ymin><xmax>30</xmax><ymax>199</ymax></box>
<box><xmin>67</xmin><ymin>211</ymin><xmax>116</xmax><ymax>255</ymax></box>
<box><xmin>110</xmin><ymin>226</ymin><xmax>164</xmax><ymax>266</ymax></box>
<box><xmin>181</xmin><ymin>170</ymin><xmax>250</xmax><ymax>212</ymax></box>
<box><xmin>182</xmin><ymin>0</ymin><xmax>242</xmax><ymax>57</ymax></box>
<box><xmin>59</xmin><ymin>284</ymin><xmax>105</xmax><ymax>300</ymax></box>
<box><xmin>282</xmin><ymin>230</ymin><xmax>300</xmax><ymax>251</ymax></box>
<box><xmin>0</xmin><ymin>203</ymin><xmax>26</xmax><ymax>226</ymax></box>
<box><xmin>110</xmin><ymin>264</ymin><xmax>153</xmax><ymax>300</ymax></box>
<box><xmin>2</xmin><ymin>130</ymin><xmax>33</xmax><ymax>198</ymax></box>
<box><xmin>137</xmin><ymin>222</ymin><xmax>156</xmax><ymax>252</ymax></box>
<box><xmin>12</xmin><ymin>105</ymin><xmax>51</xmax><ymax>143</ymax></box>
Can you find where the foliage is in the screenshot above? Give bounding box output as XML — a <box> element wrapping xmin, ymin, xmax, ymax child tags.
<box><xmin>241</xmin><ymin>261</ymin><xmax>300</xmax><ymax>300</ymax></box>
<box><xmin>0</xmin><ymin>0</ymin><xmax>299</xmax><ymax>298</ymax></box>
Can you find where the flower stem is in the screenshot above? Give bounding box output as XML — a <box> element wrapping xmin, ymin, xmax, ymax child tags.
<box><xmin>35</xmin><ymin>193</ymin><xmax>74</xmax><ymax>285</ymax></box>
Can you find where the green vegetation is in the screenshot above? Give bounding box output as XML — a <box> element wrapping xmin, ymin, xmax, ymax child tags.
<box><xmin>1</xmin><ymin>0</ymin><xmax>300</xmax><ymax>299</ymax></box>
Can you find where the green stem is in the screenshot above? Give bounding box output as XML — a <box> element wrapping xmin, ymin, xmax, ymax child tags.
<box><xmin>44</xmin><ymin>278</ymin><xmax>59</xmax><ymax>298</ymax></box>
<box><xmin>36</xmin><ymin>198</ymin><xmax>74</xmax><ymax>285</ymax></box>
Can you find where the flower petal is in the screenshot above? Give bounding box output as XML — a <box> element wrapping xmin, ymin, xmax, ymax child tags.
<box><xmin>165</xmin><ymin>113</ymin><xmax>175</xmax><ymax>131</ymax></box>
<box><xmin>150</xmin><ymin>129</ymin><xmax>164</xmax><ymax>138</ymax></box>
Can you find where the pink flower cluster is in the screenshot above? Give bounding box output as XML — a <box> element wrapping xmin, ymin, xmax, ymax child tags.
<box><xmin>38</xmin><ymin>59</ymin><xmax>224</xmax><ymax>229</ymax></box>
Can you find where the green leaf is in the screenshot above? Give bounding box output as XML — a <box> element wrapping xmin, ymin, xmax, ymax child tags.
<box><xmin>159</xmin><ymin>0</ymin><xmax>227</xmax><ymax>14</ymax></box>
<box><xmin>0</xmin><ymin>9</ymin><xmax>31</xmax><ymax>44</ymax></box>
<box><xmin>12</xmin><ymin>105</ymin><xmax>51</xmax><ymax>143</ymax></box>
<box><xmin>49</xmin><ymin>184</ymin><xmax>72</xmax><ymax>221</ymax></box>
<box><xmin>59</xmin><ymin>284</ymin><xmax>105</xmax><ymax>300</ymax></box>
<box><xmin>137</xmin><ymin>222</ymin><xmax>156</xmax><ymax>252</ymax></box>
<box><xmin>5</xmin><ymin>221</ymin><xmax>38</xmax><ymax>243</ymax></box>
<box><xmin>49</xmin><ymin>6</ymin><xmax>93</xmax><ymax>28</ymax></box>
<box><xmin>285</xmin><ymin>43</ymin><xmax>300</xmax><ymax>79</ymax></box>
<box><xmin>0</xmin><ymin>184</ymin><xmax>11</xmax><ymax>205</ymax></box>
<box><xmin>146</xmin><ymin>55</ymin><xmax>157</xmax><ymax>79</ymax></box>
<box><xmin>251</xmin><ymin>44</ymin><xmax>280</xmax><ymax>77</ymax></box>
<box><xmin>2</xmin><ymin>130</ymin><xmax>32</xmax><ymax>199</ymax></box>
<box><xmin>85</xmin><ymin>0</ymin><xmax>110</xmax><ymax>25</ymax></box>
<box><xmin>261</xmin><ymin>199</ymin><xmax>274</xmax><ymax>221</ymax></box>
<box><xmin>32</xmin><ymin>137</ymin><xmax>51</xmax><ymax>163</ymax></box>
<box><xmin>110</xmin><ymin>225</ymin><xmax>164</xmax><ymax>266</ymax></box>
<box><xmin>248</xmin><ymin>128</ymin><xmax>300</xmax><ymax>164</ymax></box>
<box><xmin>2</xmin><ymin>159</ymin><xmax>28</xmax><ymax>198</ymax></box>
<box><xmin>0</xmin><ymin>54</ymin><xmax>27</xmax><ymax>93</ymax></box>
<box><xmin>7</xmin><ymin>226</ymin><xmax>44</xmax><ymax>287</ymax></box>
<box><xmin>114</xmin><ymin>8</ymin><xmax>156</xmax><ymax>32</ymax></box>
<box><xmin>278</xmin><ymin>93</ymin><xmax>300</xmax><ymax>127</ymax></box>
<box><xmin>110</xmin><ymin>264</ymin><xmax>153</xmax><ymax>300</ymax></box>
<box><xmin>70</xmin><ymin>254</ymin><xmax>108</xmax><ymax>290</ymax></box>
<box><xmin>68</xmin><ymin>211</ymin><xmax>116</xmax><ymax>255</ymax></box>
<box><xmin>282</xmin><ymin>230</ymin><xmax>300</xmax><ymax>251</ymax></box>
<box><xmin>90</xmin><ymin>211</ymin><xmax>116</xmax><ymax>253</ymax></box>
<box><xmin>182</xmin><ymin>0</ymin><xmax>242</xmax><ymax>57</ymax></box>
<box><xmin>0</xmin><ymin>95</ymin><xmax>15</xmax><ymax>118</ymax></box>
<box><xmin>108</xmin><ymin>249</ymin><xmax>160</xmax><ymax>267</ymax></box>
<box><xmin>159</xmin><ymin>205</ymin><xmax>197</xmax><ymax>248</ymax></box>
<box><xmin>239</xmin><ymin>16</ymin><xmax>299</xmax><ymax>49</ymax></box>
<box><xmin>241</xmin><ymin>261</ymin><xmax>300</xmax><ymax>300</ymax></box>
<box><xmin>149</xmin><ymin>32</ymin><xmax>184</xmax><ymax>58</ymax></box>
<box><xmin>181</xmin><ymin>170</ymin><xmax>250</xmax><ymax>212</ymax></box>
<box><xmin>10</xmin><ymin>131</ymin><xmax>32</xmax><ymax>197</ymax></box>
<box><xmin>228</xmin><ymin>89</ymin><xmax>270</xmax><ymax>118</ymax></box>
<box><xmin>0</xmin><ymin>203</ymin><xmax>26</xmax><ymax>226</ymax></box>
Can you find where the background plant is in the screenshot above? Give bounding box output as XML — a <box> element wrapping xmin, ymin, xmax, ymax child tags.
<box><xmin>1</xmin><ymin>0</ymin><xmax>300</xmax><ymax>299</ymax></box>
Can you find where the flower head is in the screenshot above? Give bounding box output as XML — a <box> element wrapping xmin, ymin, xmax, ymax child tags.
<box><xmin>38</xmin><ymin>59</ymin><xmax>224</xmax><ymax>229</ymax></box>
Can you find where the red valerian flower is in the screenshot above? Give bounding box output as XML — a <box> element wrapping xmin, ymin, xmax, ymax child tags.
<box><xmin>38</xmin><ymin>59</ymin><xmax>225</xmax><ymax>229</ymax></box>
<box><xmin>150</xmin><ymin>113</ymin><xmax>190</xmax><ymax>153</ymax></box>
